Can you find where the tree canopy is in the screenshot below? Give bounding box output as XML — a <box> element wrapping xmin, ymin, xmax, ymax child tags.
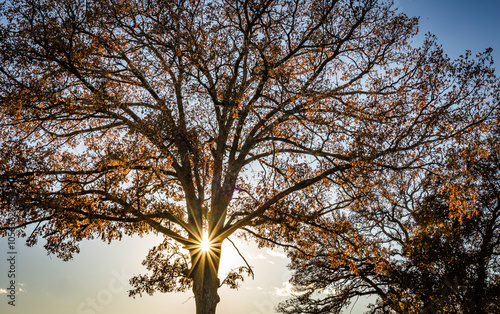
<box><xmin>0</xmin><ymin>0</ymin><xmax>497</xmax><ymax>313</ymax></box>
<box><xmin>277</xmin><ymin>101</ymin><xmax>500</xmax><ymax>314</ymax></box>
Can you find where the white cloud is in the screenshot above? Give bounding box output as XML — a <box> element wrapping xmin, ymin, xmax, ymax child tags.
<box><xmin>274</xmin><ymin>282</ymin><xmax>339</xmax><ymax>297</ymax></box>
<box><xmin>318</xmin><ymin>286</ymin><xmax>338</xmax><ymax>295</ymax></box>
<box><xmin>247</xmin><ymin>253</ymin><xmax>267</xmax><ymax>260</ymax></box>
<box><xmin>265</xmin><ymin>249</ymin><xmax>287</xmax><ymax>259</ymax></box>
<box><xmin>274</xmin><ymin>282</ymin><xmax>310</xmax><ymax>297</ymax></box>
<box><xmin>0</xmin><ymin>289</ymin><xmax>7</xmax><ymax>294</ymax></box>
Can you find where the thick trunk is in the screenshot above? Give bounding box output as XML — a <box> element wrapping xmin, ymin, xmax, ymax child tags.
<box><xmin>191</xmin><ymin>241</ymin><xmax>222</xmax><ymax>314</ymax></box>
<box><xmin>465</xmin><ymin>261</ymin><xmax>487</xmax><ymax>314</ymax></box>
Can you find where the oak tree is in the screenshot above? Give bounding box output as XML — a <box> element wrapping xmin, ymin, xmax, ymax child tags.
<box><xmin>0</xmin><ymin>0</ymin><xmax>497</xmax><ymax>313</ymax></box>
<box><xmin>277</xmin><ymin>103</ymin><xmax>500</xmax><ymax>313</ymax></box>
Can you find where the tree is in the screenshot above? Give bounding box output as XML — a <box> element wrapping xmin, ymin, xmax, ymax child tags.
<box><xmin>277</xmin><ymin>108</ymin><xmax>500</xmax><ymax>313</ymax></box>
<box><xmin>0</xmin><ymin>0</ymin><xmax>497</xmax><ymax>313</ymax></box>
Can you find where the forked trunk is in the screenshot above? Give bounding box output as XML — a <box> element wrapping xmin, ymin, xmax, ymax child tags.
<box><xmin>191</xmin><ymin>241</ymin><xmax>222</xmax><ymax>314</ymax></box>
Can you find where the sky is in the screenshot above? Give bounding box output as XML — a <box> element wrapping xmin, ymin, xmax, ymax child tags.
<box><xmin>1</xmin><ymin>1</ymin><xmax>499</xmax><ymax>313</ymax></box>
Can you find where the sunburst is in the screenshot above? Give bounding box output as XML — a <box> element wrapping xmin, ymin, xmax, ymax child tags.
<box><xmin>200</xmin><ymin>232</ymin><xmax>212</xmax><ymax>252</ymax></box>
<box><xmin>187</xmin><ymin>230</ymin><xmax>222</xmax><ymax>280</ymax></box>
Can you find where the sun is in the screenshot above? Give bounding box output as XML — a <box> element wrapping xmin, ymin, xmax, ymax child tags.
<box><xmin>200</xmin><ymin>233</ymin><xmax>212</xmax><ymax>252</ymax></box>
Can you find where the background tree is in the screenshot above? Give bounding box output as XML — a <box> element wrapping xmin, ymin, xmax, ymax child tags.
<box><xmin>0</xmin><ymin>0</ymin><xmax>497</xmax><ymax>313</ymax></box>
<box><xmin>277</xmin><ymin>104</ymin><xmax>500</xmax><ymax>313</ymax></box>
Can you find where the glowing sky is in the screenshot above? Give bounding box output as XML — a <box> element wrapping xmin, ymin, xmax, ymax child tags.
<box><xmin>1</xmin><ymin>1</ymin><xmax>499</xmax><ymax>313</ymax></box>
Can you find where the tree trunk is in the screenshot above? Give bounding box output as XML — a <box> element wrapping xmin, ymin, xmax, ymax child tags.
<box><xmin>191</xmin><ymin>241</ymin><xmax>222</xmax><ymax>314</ymax></box>
<box><xmin>466</xmin><ymin>259</ymin><xmax>487</xmax><ymax>314</ymax></box>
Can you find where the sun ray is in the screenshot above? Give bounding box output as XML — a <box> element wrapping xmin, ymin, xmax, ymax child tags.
<box><xmin>200</xmin><ymin>233</ymin><xmax>212</xmax><ymax>252</ymax></box>
<box><xmin>186</xmin><ymin>229</ymin><xmax>223</xmax><ymax>281</ymax></box>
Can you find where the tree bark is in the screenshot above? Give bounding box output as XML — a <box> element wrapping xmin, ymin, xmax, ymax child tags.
<box><xmin>191</xmin><ymin>241</ymin><xmax>222</xmax><ymax>314</ymax></box>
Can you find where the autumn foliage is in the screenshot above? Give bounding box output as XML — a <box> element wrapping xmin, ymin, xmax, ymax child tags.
<box><xmin>0</xmin><ymin>0</ymin><xmax>498</xmax><ymax>313</ymax></box>
<box><xmin>278</xmin><ymin>109</ymin><xmax>500</xmax><ymax>314</ymax></box>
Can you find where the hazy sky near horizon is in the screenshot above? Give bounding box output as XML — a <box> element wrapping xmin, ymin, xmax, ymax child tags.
<box><xmin>1</xmin><ymin>1</ymin><xmax>499</xmax><ymax>313</ymax></box>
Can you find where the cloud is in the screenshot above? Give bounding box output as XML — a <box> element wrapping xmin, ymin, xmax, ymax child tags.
<box><xmin>318</xmin><ymin>286</ymin><xmax>338</xmax><ymax>295</ymax></box>
<box><xmin>265</xmin><ymin>249</ymin><xmax>287</xmax><ymax>259</ymax></box>
<box><xmin>274</xmin><ymin>282</ymin><xmax>338</xmax><ymax>297</ymax></box>
<box><xmin>0</xmin><ymin>289</ymin><xmax>7</xmax><ymax>294</ymax></box>
<box><xmin>247</xmin><ymin>253</ymin><xmax>267</xmax><ymax>260</ymax></box>
<box><xmin>274</xmin><ymin>282</ymin><xmax>309</xmax><ymax>297</ymax></box>
<box><xmin>275</xmin><ymin>282</ymin><xmax>340</xmax><ymax>298</ymax></box>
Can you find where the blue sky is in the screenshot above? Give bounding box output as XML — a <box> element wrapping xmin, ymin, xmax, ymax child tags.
<box><xmin>397</xmin><ymin>0</ymin><xmax>500</xmax><ymax>61</ymax></box>
<box><xmin>1</xmin><ymin>1</ymin><xmax>499</xmax><ymax>313</ymax></box>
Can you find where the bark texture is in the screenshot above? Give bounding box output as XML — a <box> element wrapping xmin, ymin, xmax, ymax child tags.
<box><xmin>191</xmin><ymin>242</ymin><xmax>222</xmax><ymax>314</ymax></box>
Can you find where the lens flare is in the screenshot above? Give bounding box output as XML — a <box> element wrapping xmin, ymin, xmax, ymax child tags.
<box><xmin>200</xmin><ymin>233</ymin><xmax>211</xmax><ymax>252</ymax></box>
